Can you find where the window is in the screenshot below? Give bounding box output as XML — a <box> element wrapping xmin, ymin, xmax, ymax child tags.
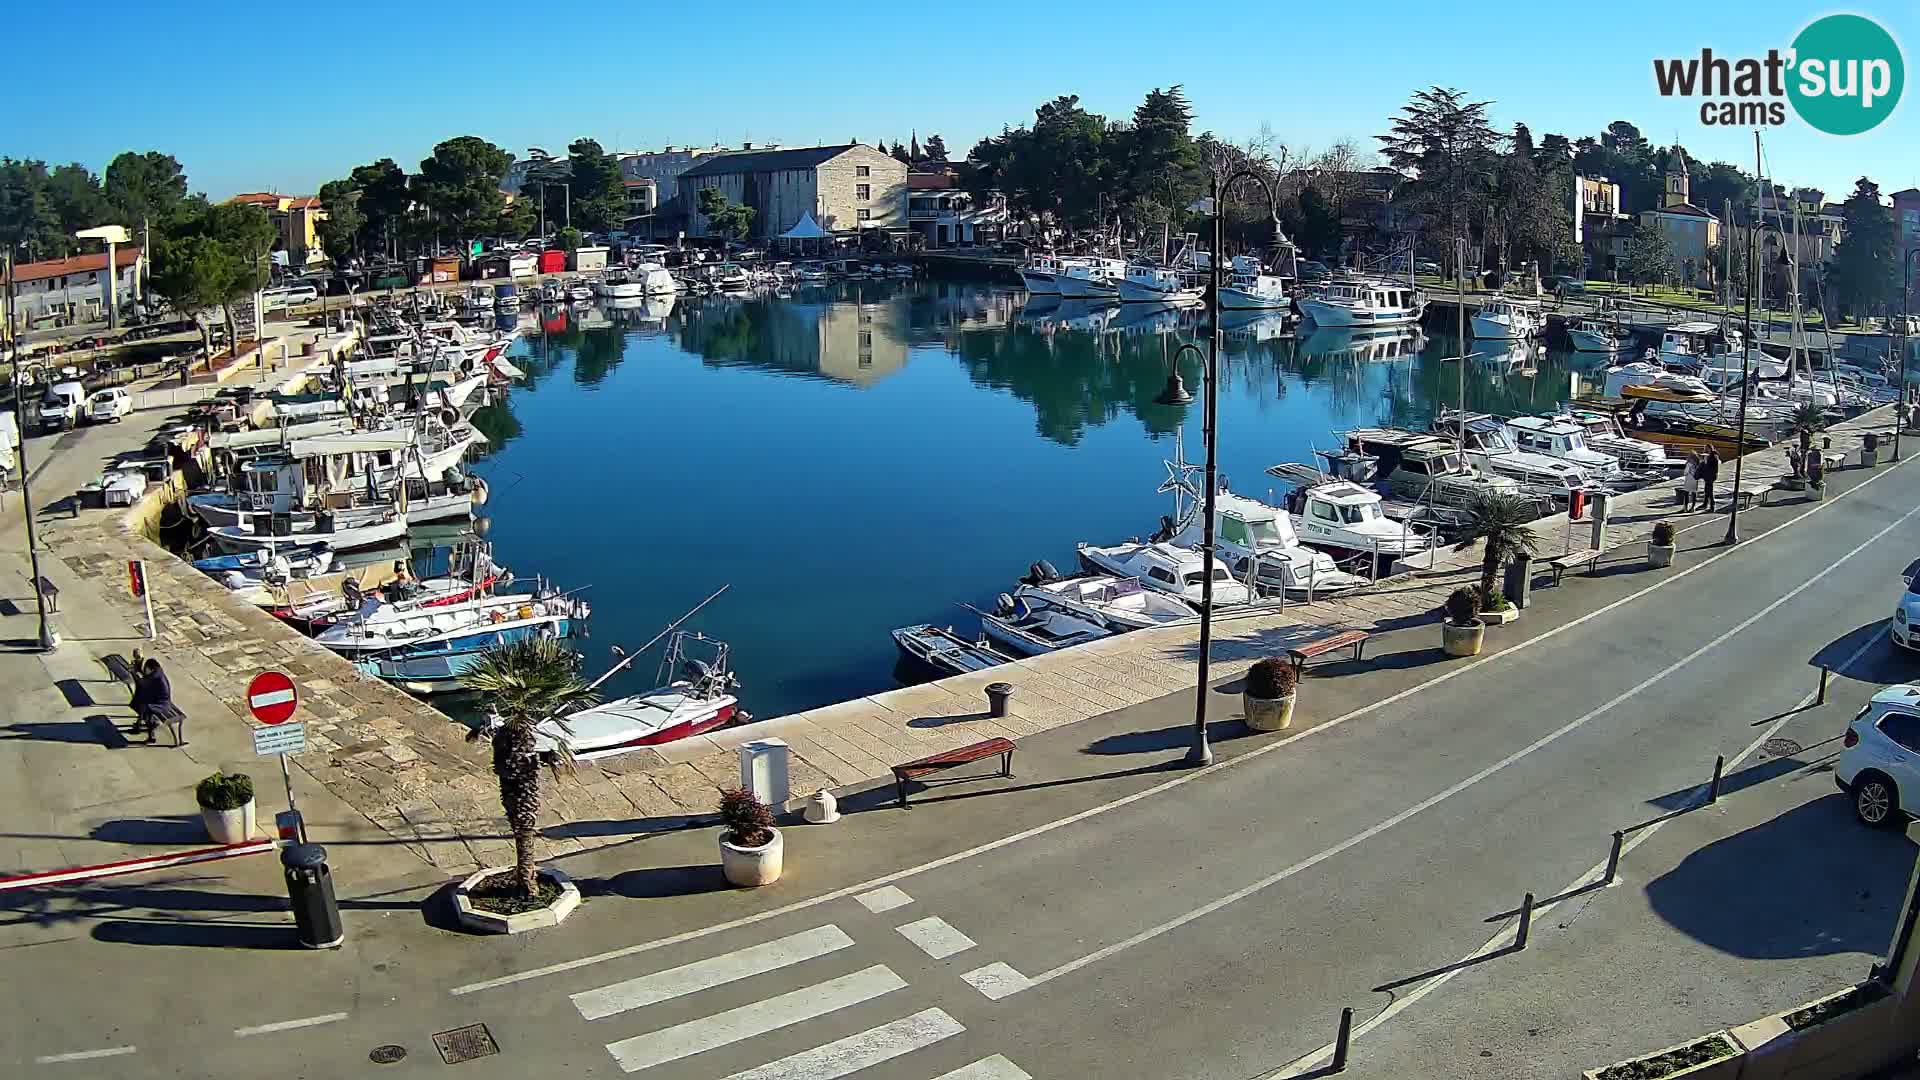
<box><xmin>856</xmin><ymin>165</ymin><xmax>870</xmax><ymax>177</ymax></box>
<box><xmin>1311</xmin><ymin>502</ymin><xmax>1340</xmax><ymax>523</ymax></box>
<box><xmin>1221</xmin><ymin>517</ymin><xmax>1251</xmax><ymax>546</ymax></box>
<box><xmin>859</xmin><ymin>332</ymin><xmax>873</xmax><ymax>348</ymax></box>
<box><xmin>1147</xmin><ymin>567</ymin><xmax>1176</xmax><ymax>585</ymax></box>
<box><xmin>857</xmin><ymin>209</ymin><xmax>872</xmax><ymax>221</ymax></box>
<box><xmin>856</xmin><ymin>184</ymin><xmax>870</xmax><ymax>201</ymax></box>
<box><xmin>1880</xmin><ymin>713</ymin><xmax>1920</xmax><ymax>753</ymax></box>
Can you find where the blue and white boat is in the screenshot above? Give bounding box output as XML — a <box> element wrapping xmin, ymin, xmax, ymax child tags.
<box><xmin>318</xmin><ymin>588</ymin><xmax>591</xmax><ymax>692</ymax></box>
<box><xmin>194</xmin><ymin>543</ymin><xmax>333</xmax><ymax>581</ymax></box>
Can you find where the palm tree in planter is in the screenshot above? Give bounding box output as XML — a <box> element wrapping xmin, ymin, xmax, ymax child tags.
<box><xmin>1453</xmin><ymin>492</ymin><xmax>1541</xmax><ymax>622</ymax></box>
<box><xmin>465</xmin><ymin>637</ymin><xmax>597</xmax><ymax>902</ymax></box>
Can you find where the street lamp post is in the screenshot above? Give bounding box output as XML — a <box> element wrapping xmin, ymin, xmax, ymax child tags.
<box><xmin>1724</xmin><ymin>215</ymin><xmax>1763</xmax><ymax>545</ymax></box>
<box><xmin>2</xmin><ymin>257</ymin><xmax>55</xmax><ymax>651</ymax></box>
<box><xmin>1155</xmin><ymin>169</ymin><xmax>1287</xmax><ymax>768</ymax></box>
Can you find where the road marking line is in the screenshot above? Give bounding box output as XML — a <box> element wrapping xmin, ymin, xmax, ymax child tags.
<box><xmin>1267</xmin><ymin>628</ymin><xmax>1895</xmax><ymax>1077</ymax></box>
<box><xmin>895</xmin><ymin>915</ymin><xmax>976</xmax><ymax>959</ymax></box>
<box><xmin>232</xmin><ymin>1012</ymin><xmax>348</xmax><ymax>1038</ymax></box>
<box><xmin>1024</xmin><ymin>497</ymin><xmax>1920</xmax><ymax>996</ymax></box>
<box><xmin>449</xmin><ymin>451</ymin><xmax>1912</xmax><ymax>997</ymax></box>
<box><xmin>853</xmin><ymin>885</ymin><xmax>913</xmax><ymax>913</ymax></box>
<box><xmin>572</xmin><ymin>925</ymin><xmax>854</xmax><ymax>1021</ymax></box>
<box><xmin>717</xmin><ymin>1007</ymin><xmax>964</xmax><ymax>1080</ymax></box>
<box><xmin>34</xmin><ymin>1046</ymin><xmax>136</xmax><ymax>1064</ymax></box>
<box><xmin>934</xmin><ymin>1055</ymin><xmax>1036</xmax><ymax>1080</ymax></box>
<box><xmin>960</xmin><ymin>962</ymin><xmax>1033</xmax><ymax>1000</ymax></box>
<box><xmin>604</xmin><ymin>964</ymin><xmax>905</xmax><ymax>1074</ymax></box>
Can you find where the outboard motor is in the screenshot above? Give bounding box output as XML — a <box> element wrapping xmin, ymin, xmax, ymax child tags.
<box><xmin>994</xmin><ymin>593</ymin><xmax>1017</xmax><ymax>616</ymax></box>
<box><xmin>1150</xmin><ymin>515</ymin><xmax>1177</xmax><ymax>543</ymax></box>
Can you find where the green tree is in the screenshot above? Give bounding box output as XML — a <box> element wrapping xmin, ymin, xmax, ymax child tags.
<box><xmin>1828</xmin><ymin>177</ymin><xmax>1899</xmax><ymax>318</ymax></box>
<box><xmin>45</xmin><ymin>164</ymin><xmax>109</xmax><ymax>244</ymax></box>
<box><xmin>555</xmin><ymin>226</ymin><xmax>581</xmax><ymax>252</ymax></box>
<box><xmin>315</xmin><ymin>179</ymin><xmax>365</xmax><ymax>265</ymax></box>
<box><xmin>411</xmin><ymin>136</ymin><xmax>514</xmax><ymax>255</ymax></box>
<box><xmin>102</xmin><ymin>151</ymin><xmax>189</xmax><ymax>231</ymax></box>
<box><xmin>1118</xmin><ymin>86</ymin><xmax>1201</xmax><ymax>235</ymax></box>
<box><xmin>348</xmin><ymin>158</ymin><xmax>410</xmax><ymax>258</ymax></box>
<box><xmin>889</xmin><ymin>141</ymin><xmax>912</xmax><ymax>165</ymax></box>
<box><xmin>1296</xmin><ymin>186</ymin><xmax>1341</xmax><ymax>258</ymax></box>
<box><xmin>566</xmin><ymin>138</ymin><xmax>626</xmax><ymax>233</ymax></box>
<box><xmin>463</xmin><ymin>637</ymin><xmax>596</xmax><ymax>898</ymax></box>
<box><xmin>0</xmin><ymin>159</ymin><xmax>64</xmax><ymax>260</ymax></box>
<box><xmin>697</xmin><ymin>187</ymin><xmax>754</xmax><ymax>240</ymax></box>
<box><xmin>1623</xmin><ymin>224</ymin><xmax>1675</xmax><ymax>290</ymax></box>
<box><xmin>1454</xmin><ymin>492</ymin><xmax>1541</xmax><ymax>610</ymax></box>
<box><xmin>923</xmin><ymin>133</ymin><xmax>949</xmax><ymax>163</ymax></box>
<box><xmin>1377</xmin><ymin>87</ymin><xmax>1500</xmax><ymax>268</ymax></box>
<box><xmin>148</xmin><ymin>227</ymin><xmax>242</xmax><ymax>353</ymax></box>
<box><xmin>1690</xmin><ymin>162</ymin><xmax>1755</xmax><ymax>217</ymax></box>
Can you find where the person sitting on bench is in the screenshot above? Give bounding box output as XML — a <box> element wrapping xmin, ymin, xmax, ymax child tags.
<box><xmin>130</xmin><ymin>657</ymin><xmax>173</xmax><ymax>744</ymax></box>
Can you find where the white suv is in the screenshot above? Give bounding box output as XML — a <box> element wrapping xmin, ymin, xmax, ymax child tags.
<box><xmin>1835</xmin><ymin>685</ymin><xmax>1920</xmax><ymax>826</ymax></box>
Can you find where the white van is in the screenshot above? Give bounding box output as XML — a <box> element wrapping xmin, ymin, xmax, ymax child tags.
<box><xmin>260</xmin><ymin>284</ymin><xmax>320</xmax><ymax>311</ymax></box>
<box><xmin>37</xmin><ymin>381</ymin><xmax>87</xmax><ymax>432</ymax></box>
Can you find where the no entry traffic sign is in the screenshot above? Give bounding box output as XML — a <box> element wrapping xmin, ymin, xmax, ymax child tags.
<box><xmin>246</xmin><ymin>671</ymin><xmax>299</xmax><ymax>725</ymax></box>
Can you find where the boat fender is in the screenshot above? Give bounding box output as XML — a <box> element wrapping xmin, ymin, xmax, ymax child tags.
<box><xmin>469</xmin><ymin>477</ymin><xmax>489</xmax><ymax>506</ymax></box>
<box><xmin>994</xmin><ymin>593</ymin><xmax>1016</xmax><ymax>616</ymax></box>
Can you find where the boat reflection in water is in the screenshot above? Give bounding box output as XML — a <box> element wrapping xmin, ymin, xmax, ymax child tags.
<box><xmin>1296</xmin><ymin>325</ymin><xmax>1425</xmax><ymax>364</ymax></box>
<box><xmin>1220</xmin><ymin>310</ymin><xmax>1292</xmax><ymax>343</ymax></box>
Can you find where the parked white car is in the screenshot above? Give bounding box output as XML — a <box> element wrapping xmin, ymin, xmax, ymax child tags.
<box><xmin>260</xmin><ymin>284</ymin><xmax>319</xmax><ymax>311</ymax></box>
<box><xmin>1892</xmin><ymin>576</ymin><xmax>1920</xmax><ymax>651</ymax></box>
<box><xmin>87</xmin><ymin>387</ymin><xmax>133</xmax><ymax>423</ymax></box>
<box><xmin>1834</xmin><ymin>684</ymin><xmax>1920</xmax><ymax>826</ymax></box>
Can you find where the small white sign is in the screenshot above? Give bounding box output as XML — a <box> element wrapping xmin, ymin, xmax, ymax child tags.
<box><xmin>252</xmin><ymin>722</ymin><xmax>307</xmax><ymax>757</ymax></box>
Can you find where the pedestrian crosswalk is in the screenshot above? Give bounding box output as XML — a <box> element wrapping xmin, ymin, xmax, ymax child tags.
<box><xmin>569</xmin><ymin>912</ymin><xmax>1035</xmax><ymax>1078</ymax></box>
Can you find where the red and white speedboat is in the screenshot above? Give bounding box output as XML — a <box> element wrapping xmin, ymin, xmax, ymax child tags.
<box><xmin>533</xmin><ymin>634</ymin><xmax>743</xmax><ymax>761</ymax></box>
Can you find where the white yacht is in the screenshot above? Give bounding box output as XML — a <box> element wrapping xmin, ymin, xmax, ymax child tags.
<box><xmin>1471</xmin><ymin>296</ymin><xmax>1541</xmax><ymax>340</ymax></box>
<box><xmin>1172</xmin><ymin>489</ymin><xmax>1365</xmax><ymax>598</ymax></box>
<box><xmin>1550</xmin><ymin>409</ymin><xmax>1677</xmax><ymax>472</ymax></box>
<box><xmin>1075</xmin><ymin>541</ymin><xmax>1250</xmax><ymax>608</ymax></box>
<box><xmin>1430</xmin><ymin>411</ymin><xmax>1590</xmax><ymax>495</ymax></box>
<box><xmin>209</xmin><ymin>505</ymin><xmax>408</xmax><ymax>554</ymax></box>
<box><xmin>1056</xmin><ymin>257</ymin><xmax>1125</xmax><ymax>301</ymax></box>
<box><xmin>1297</xmin><ymin>276</ymin><xmax>1425</xmax><ymax>327</ymax></box>
<box><xmin>1263</xmin><ymin>469</ymin><xmax>1437</xmax><ymax>564</ymax></box>
<box><xmin>1504</xmin><ymin>415</ymin><xmax>1624</xmax><ymax>478</ymax></box>
<box><xmin>1218</xmin><ymin>255</ymin><xmax>1292</xmax><ymax>311</ymax></box>
<box><xmin>1118</xmin><ymin>261</ymin><xmax>1204</xmax><ymax>305</ymax></box>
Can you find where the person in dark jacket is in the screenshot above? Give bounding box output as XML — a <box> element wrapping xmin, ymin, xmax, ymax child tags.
<box><xmin>130</xmin><ymin>658</ymin><xmax>173</xmax><ymax>743</ymax></box>
<box><xmin>1699</xmin><ymin>447</ymin><xmax>1722</xmax><ymax>511</ymax></box>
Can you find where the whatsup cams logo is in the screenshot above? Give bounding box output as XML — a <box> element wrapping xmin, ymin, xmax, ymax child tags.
<box><xmin>1653</xmin><ymin>13</ymin><xmax>1904</xmax><ymax>134</ymax></box>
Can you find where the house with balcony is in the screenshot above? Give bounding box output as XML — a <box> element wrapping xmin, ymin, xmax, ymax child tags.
<box><xmin>906</xmin><ymin>174</ymin><xmax>1007</xmax><ymax>249</ymax></box>
<box><xmin>1573</xmin><ymin>175</ymin><xmax>1631</xmax><ymax>277</ymax></box>
<box><xmin>230</xmin><ymin>192</ymin><xmax>329</xmax><ymax>267</ymax></box>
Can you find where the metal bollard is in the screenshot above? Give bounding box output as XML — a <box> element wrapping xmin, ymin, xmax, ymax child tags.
<box><xmin>1707</xmin><ymin>755</ymin><xmax>1725</xmax><ymax>805</ymax></box>
<box><xmin>1330</xmin><ymin>1006</ymin><xmax>1354</xmax><ymax>1072</ymax></box>
<box><xmin>1817</xmin><ymin>666</ymin><xmax>1830</xmax><ymax>706</ymax></box>
<box><xmin>1515</xmin><ymin>892</ymin><xmax>1535</xmax><ymax>950</ymax></box>
<box><xmin>1603</xmin><ymin>830</ymin><xmax>1624</xmax><ymax>886</ymax></box>
<box><xmin>986</xmin><ymin>682</ymin><xmax>1013</xmax><ymax>719</ymax></box>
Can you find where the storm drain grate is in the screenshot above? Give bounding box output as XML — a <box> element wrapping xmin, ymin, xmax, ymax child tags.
<box><xmin>369</xmin><ymin>1045</ymin><xmax>408</xmax><ymax>1065</ymax></box>
<box><xmin>433</xmin><ymin>1023</ymin><xmax>499</xmax><ymax>1065</ymax></box>
<box><xmin>1763</xmin><ymin>738</ymin><xmax>1804</xmax><ymax>758</ymax></box>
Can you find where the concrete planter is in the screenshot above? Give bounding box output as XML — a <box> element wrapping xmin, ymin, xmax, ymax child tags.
<box><xmin>1582</xmin><ymin>1031</ymin><xmax>1743</xmax><ymax>1080</ymax></box>
<box><xmin>453</xmin><ymin>867</ymin><xmax>581</xmax><ymax>934</ymax></box>
<box><xmin>720</xmin><ymin>828</ymin><xmax>784</xmax><ymax>887</ymax></box>
<box><xmin>1480</xmin><ymin>606</ymin><xmax>1520</xmax><ymax>626</ymax></box>
<box><xmin>1243</xmin><ymin>692</ymin><xmax>1296</xmax><ymax>733</ymax></box>
<box><xmin>201</xmin><ymin>799</ymin><xmax>257</xmax><ymax>845</ymax></box>
<box><xmin>1733</xmin><ymin>983</ymin><xmax>1899</xmax><ymax>1080</ymax></box>
<box><xmin>1648</xmin><ymin>543</ymin><xmax>1676</xmax><ymax>568</ymax></box>
<box><xmin>1442</xmin><ymin>621</ymin><xmax>1485</xmax><ymax>657</ymax></box>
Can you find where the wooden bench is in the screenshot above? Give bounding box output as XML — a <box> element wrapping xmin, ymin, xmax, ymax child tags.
<box><xmin>100</xmin><ymin>653</ymin><xmax>187</xmax><ymax>746</ymax></box>
<box><xmin>892</xmin><ymin>737</ymin><xmax>1015</xmax><ymax>807</ymax></box>
<box><xmin>1541</xmin><ymin>549</ymin><xmax>1601</xmax><ymax>586</ymax></box>
<box><xmin>33</xmin><ymin>575</ymin><xmax>58</xmax><ymax>614</ymax></box>
<box><xmin>1287</xmin><ymin>629</ymin><xmax>1370</xmax><ymax>675</ymax></box>
<box><xmin>1729</xmin><ymin>482</ymin><xmax>1772</xmax><ymax>511</ymax></box>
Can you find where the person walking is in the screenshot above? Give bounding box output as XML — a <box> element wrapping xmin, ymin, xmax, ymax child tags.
<box><xmin>1679</xmin><ymin>452</ymin><xmax>1699</xmax><ymax>511</ymax></box>
<box><xmin>1699</xmin><ymin>446</ymin><xmax>1722</xmax><ymax>511</ymax></box>
<box><xmin>130</xmin><ymin>657</ymin><xmax>173</xmax><ymax>744</ymax></box>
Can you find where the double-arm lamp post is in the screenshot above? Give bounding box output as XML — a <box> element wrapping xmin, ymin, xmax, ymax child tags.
<box><xmin>1153</xmin><ymin>169</ymin><xmax>1288</xmax><ymax>767</ymax></box>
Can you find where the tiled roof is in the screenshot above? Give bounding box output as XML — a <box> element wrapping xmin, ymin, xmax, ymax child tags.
<box><xmin>9</xmin><ymin>247</ymin><xmax>143</xmax><ymax>285</ymax></box>
<box><xmin>680</xmin><ymin>144</ymin><xmax>858</xmax><ymax>179</ymax></box>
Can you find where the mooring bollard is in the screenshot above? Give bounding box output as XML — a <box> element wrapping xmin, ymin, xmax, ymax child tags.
<box><xmin>1515</xmin><ymin>892</ymin><xmax>1535</xmax><ymax>950</ymax></box>
<box><xmin>1817</xmin><ymin>666</ymin><xmax>1831</xmax><ymax>706</ymax></box>
<box><xmin>1603</xmin><ymin>830</ymin><xmax>1624</xmax><ymax>886</ymax></box>
<box><xmin>1330</xmin><ymin>1006</ymin><xmax>1354</xmax><ymax>1072</ymax></box>
<box><xmin>1707</xmin><ymin>754</ymin><xmax>1725</xmax><ymax>805</ymax></box>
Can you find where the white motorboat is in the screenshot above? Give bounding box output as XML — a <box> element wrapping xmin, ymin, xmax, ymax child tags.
<box><xmin>210</xmin><ymin>506</ymin><xmax>408</xmax><ymax>553</ymax></box>
<box><xmin>632</xmin><ymin>261</ymin><xmax>677</xmax><ymax>295</ymax></box>
<box><xmin>318</xmin><ymin>588</ymin><xmax>588</xmax><ymax>656</ymax></box>
<box><xmin>193</xmin><ymin>543</ymin><xmax>335</xmax><ymax>589</ymax></box>
<box><xmin>1173</xmin><ymin>489</ymin><xmax>1366</xmax><ymax>598</ymax></box>
<box><xmin>1264</xmin><ymin>468</ymin><xmax>1438</xmax><ymax>565</ymax></box>
<box><xmin>464</xmin><ymin>286</ymin><xmax>495</xmax><ymax>312</ymax></box>
<box><xmin>712</xmin><ymin>263</ymin><xmax>752</xmax><ymax>292</ymax></box>
<box><xmin>1659</xmin><ymin>322</ymin><xmax>1771</xmax><ymax>373</ymax></box>
<box><xmin>1297</xmin><ymin>276</ymin><xmax>1425</xmax><ymax>327</ymax></box>
<box><xmin>1566</xmin><ymin>315</ymin><xmax>1633</xmax><ymax>353</ymax></box>
<box><xmin>529</xmin><ymin>634</ymin><xmax>741</xmax><ymax>758</ymax></box>
<box><xmin>892</xmin><ymin>624</ymin><xmax>1012</xmax><ymax>676</ymax></box>
<box><xmin>565</xmin><ymin>278</ymin><xmax>595</xmax><ymax>301</ymax></box>
<box><xmin>596</xmin><ymin>269</ymin><xmax>648</xmax><ymax>299</ymax></box>
<box><xmin>1430</xmin><ymin>411</ymin><xmax>1589</xmax><ymax>496</ymax></box>
<box><xmin>1019</xmin><ymin>254</ymin><xmax>1071</xmax><ymax>295</ymax></box>
<box><xmin>1011</xmin><ymin>562</ymin><xmax>1196</xmax><ymax>631</ymax></box>
<box><xmin>538</xmin><ymin>281</ymin><xmax>565</xmax><ymax>304</ymax></box>
<box><xmin>1504</xmin><ymin>415</ymin><xmax>1624</xmax><ymax>478</ymax></box>
<box><xmin>1471</xmin><ymin>296</ymin><xmax>1541</xmax><ymax>340</ymax></box>
<box><xmin>1076</xmin><ymin>540</ymin><xmax>1250</xmax><ymax>608</ymax></box>
<box><xmin>1117</xmin><ymin>261</ymin><xmax>1204</xmax><ymax>305</ymax></box>
<box><xmin>1218</xmin><ymin>255</ymin><xmax>1291</xmax><ymax>311</ymax></box>
<box><xmin>980</xmin><ymin>596</ymin><xmax>1113</xmax><ymax>657</ymax></box>
<box><xmin>1550</xmin><ymin>409</ymin><xmax>1677</xmax><ymax>472</ymax></box>
<box><xmin>1322</xmin><ymin>429</ymin><xmax>1531</xmax><ymax>509</ymax></box>
<box><xmin>1056</xmin><ymin>258</ymin><xmax>1125</xmax><ymax>301</ymax></box>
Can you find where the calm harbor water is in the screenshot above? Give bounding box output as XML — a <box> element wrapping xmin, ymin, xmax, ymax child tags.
<box><xmin>460</xmin><ymin>281</ymin><xmax>1599</xmax><ymax>721</ymax></box>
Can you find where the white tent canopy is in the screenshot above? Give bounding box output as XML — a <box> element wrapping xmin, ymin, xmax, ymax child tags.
<box><xmin>780</xmin><ymin>212</ymin><xmax>828</xmax><ymax>240</ymax></box>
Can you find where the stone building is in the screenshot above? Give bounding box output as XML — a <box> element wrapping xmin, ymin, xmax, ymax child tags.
<box><xmin>1635</xmin><ymin>149</ymin><xmax>1720</xmax><ymax>286</ymax></box>
<box><xmin>676</xmin><ymin>144</ymin><xmax>907</xmax><ymax>240</ymax></box>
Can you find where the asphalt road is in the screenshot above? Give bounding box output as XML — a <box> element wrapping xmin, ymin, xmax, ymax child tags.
<box><xmin>4</xmin><ymin>441</ymin><xmax>1919</xmax><ymax>1079</ymax></box>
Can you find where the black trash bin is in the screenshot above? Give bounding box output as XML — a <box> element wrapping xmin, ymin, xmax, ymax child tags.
<box><xmin>281</xmin><ymin>843</ymin><xmax>344</xmax><ymax>949</ymax></box>
<box><xmin>1504</xmin><ymin>553</ymin><xmax>1534</xmax><ymax>610</ymax></box>
<box><xmin>986</xmin><ymin>682</ymin><xmax>1014</xmax><ymax>719</ymax></box>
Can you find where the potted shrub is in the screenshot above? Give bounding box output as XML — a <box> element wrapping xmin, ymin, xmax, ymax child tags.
<box><xmin>1478</xmin><ymin>586</ymin><xmax>1519</xmax><ymax>625</ymax></box>
<box><xmin>1243</xmin><ymin>657</ymin><xmax>1297</xmax><ymax>733</ymax></box>
<box><xmin>719</xmin><ymin>787</ymin><xmax>783</xmax><ymax>887</ymax></box>
<box><xmin>197</xmin><ymin>771</ymin><xmax>256</xmax><ymax>844</ymax></box>
<box><xmin>1442</xmin><ymin>587</ymin><xmax>1485</xmax><ymax>657</ymax></box>
<box><xmin>1648</xmin><ymin>520</ymin><xmax>1677</xmax><ymax>568</ymax></box>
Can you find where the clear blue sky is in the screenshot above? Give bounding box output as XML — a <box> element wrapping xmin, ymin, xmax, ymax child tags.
<box><xmin>12</xmin><ymin>1</ymin><xmax>1916</xmax><ymax>201</ymax></box>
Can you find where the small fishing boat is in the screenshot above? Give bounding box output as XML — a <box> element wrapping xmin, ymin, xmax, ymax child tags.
<box><xmin>1075</xmin><ymin>540</ymin><xmax>1250</xmax><ymax>608</ymax></box>
<box><xmin>1056</xmin><ymin>257</ymin><xmax>1126</xmax><ymax>301</ymax></box>
<box><xmin>1218</xmin><ymin>255</ymin><xmax>1292</xmax><ymax>311</ymax></box>
<box><xmin>1297</xmin><ymin>276</ymin><xmax>1425</xmax><ymax>327</ymax></box>
<box><xmin>1504</xmin><ymin>415</ymin><xmax>1625</xmax><ymax>479</ymax></box>
<box><xmin>979</xmin><ymin>595</ymin><xmax>1112</xmax><ymax>657</ymax></box>
<box><xmin>1566</xmin><ymin>315</ymin><xmax>1633</xmax><ymax>353</ymax></box>
<box><xmin>194</xmin><ymin>543</ymin><xmax>335</xmax><ymax>588</ymax></box>
<box><xmin>526</xmin><ymin>633</ymin><xmax>742</xmax><ymax>757</ymax></box>
<box><xmin>1470</xmin><ymin>295</ymin><xmax>1541</xmax><ymax>340</ymax></box>
<box><xmin>1019</xmin><ymin>254</ymin><xmax>1070</xmax><ymax>295</ymax></box>
<box><xmin>1012</xmin><ymin>562</ymin><xmax>1196</xmax><ymax>631</ymax></box>
<box><xmin>1174</xmin><ymin>489</ymin><xmax>1367</xmax><ymax>598</ymax></box>
<box><xmin>1264</xmin><ymin>465</ymin><xmax>1439</xmax><ymax>566</ymax></box>
<box><xmin>209</xmin><ymin>507</ymin><xmax>408</xmax><ymax>553</ymax></box>
<box><xmin>1117</xmin><ymin>261</ymin><xmax>1204</xmax><ymax>305</ymax></box>
<box><xmin>565</xmin><ymin>278</ymin><xmax>596</xmax><ymax>302</ymax></box>
<box><xmin>892</xmin><ymin>624</ymin><xmax>1012</xmax><ymax>677</ymax></box>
